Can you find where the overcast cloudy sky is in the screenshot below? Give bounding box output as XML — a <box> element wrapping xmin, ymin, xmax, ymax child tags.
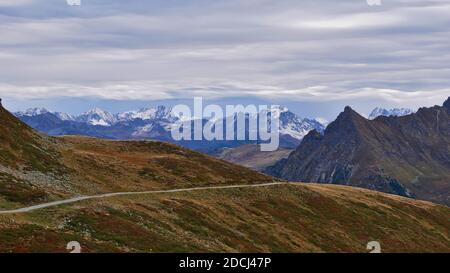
<box><xmin>0</xmin><ymin>0</ymin><xmax>449</xmax><ymax>119</ymax></box>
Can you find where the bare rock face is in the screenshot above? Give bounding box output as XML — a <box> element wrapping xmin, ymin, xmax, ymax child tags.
<box><xmin>266</xmin><ymin>98</ymin><xmax>450</xmax><ymax>206</ymax></box>
<box><xmin>444</xmin><ymin>96</ymin><xmax>450</xmax><ymax>111</ymax></box>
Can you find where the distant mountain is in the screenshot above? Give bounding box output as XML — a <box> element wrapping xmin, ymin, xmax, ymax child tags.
<box><xmin>275</xmin><ymin>106</ymin><xmax>325</xmax><ymax>140</ymax></box>
<box><xmin>76</xmin><ymin>108</ymin><xmax>117</xmax><ymax>126</ymax></box>
<box><xmin>369</xmin><ymin>107</ymin><xmax>414</xmax><ymax>119</ymax></box>
<box><xmin>15</xmin><ymin>107</ymin><xmax>50</xmax><ymax>117</ymax></box>
<box><xmin>15</xmin><ymin>107</ymin><xmax>75</xmax><ymax>121</ymax></box>
<box><xmin>1</xmin><ymin>102</ymin><xmax>450</xmax><ymax>253</ymax></box>
<box><xmin>267</xmin><ymin>97</ymin><xmax>450</xmax><ymax>206</ymax></box>
<box><xmin>118</xmin><ymin>105</ymin><xmax>175</xmax><ymax>122</ymax></box>
<box><xmin>14</xmin><ymin>105</ymin><xmax>324</xmax><ymax>153</ymax></box>
<box><xmin>54</xmin><ymin>111</ymin><xmax>75</xmax><ymax>121</ymax></box>
<box><xmin>212</xmin><ymin>108</ymin><xmax>321</xmax><ymax>169</ymax></box>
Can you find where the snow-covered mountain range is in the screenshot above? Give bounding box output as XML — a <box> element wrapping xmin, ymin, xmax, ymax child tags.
<box><xmin>16</xmin><ymin>107</ymin><xmax>76</xmax><ymax>121</ymax></box>
<box><xmin>15</xmin><ymin>105</ymin><xmax>325</xmax><ymax>152</ymax></box>
<box><xmin>368</xmin><ymin>107</ymin><xmax>414</xmax><ymax>120</ymax></box>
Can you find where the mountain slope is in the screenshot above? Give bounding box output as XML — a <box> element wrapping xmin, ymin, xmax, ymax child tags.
<box><xmin>215</xmin><ymin>144</ymin><xmax>293</xmax><ymax>171</ymax></box>
<box><xmin>267</xmin><ymin>97</ymin><xmax>450</xmax><ymax>206</ymax></box>
<box><xmin>0</xmin><ymin>104</ymin><xmax>64</xmax><ymax>174</ymax></box>
<box><xmin>0</xmin><ymin>103</ymin><xmax>449</xmax><ymax>253</ymax></box>
<box><xmin>1</xmin><ymin>103</ymin><xmax>275</xmax><ymax>210</ymax></box>
<box><xmin>0</xmin><ymin>183</ymin><xmax>449</xmax><ymax>253</ymax></box>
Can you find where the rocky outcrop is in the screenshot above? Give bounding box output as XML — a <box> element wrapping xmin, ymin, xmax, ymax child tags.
<box><xmin>267</xmin><ymin>97</ymin><xmax>450</xmax><ymax>205</ymax></box>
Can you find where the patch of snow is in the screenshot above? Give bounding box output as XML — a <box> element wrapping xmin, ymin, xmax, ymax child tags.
<box><xmin>77</xmin><ymin>108</ymin><xmax>117</xmax><ymax>126</ymax></box>
<box><xmin>315</xmin><ymin>117</ymin><xmax>329</xmax><ymax>126</ymax></box>
<box><xmin>15</xmin><ymin>108</ymin><xmax>50</xmax><ymax>117</ymax></box>
<box><xmin>54</xmin><ymin>112</ymin><xmax>75</xmax><ymax>121</ymax></box>
<box><xmin>369</xmin><ymin>107</ymin><xmax>414</xmax><ymax>119</ymax></box>
<box><xmin>132</xmin><ymin>124</ymin><xmax>154</xmax><ymax>136</ymax></box>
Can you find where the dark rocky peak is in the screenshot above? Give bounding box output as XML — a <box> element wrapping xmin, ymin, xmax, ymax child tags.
<box><xmin>334</xmin><ymin>106</ymin><xmax>367</xmax><ymax>123</ymax></box>
<box><xmin>304</xmin><ymin>129</ymin><xmax>323</xmax><ymax>140</ymax></box>
<box><xmin>297</xmin><ymin>129</ymin><xmax>324</xmax><ymax>150</ymax></box>
<box><xmin>344</xmin><ymin>106</ymin><xmax>353</xmax><ymax>112</ymax></box>
<box><xmin>324</xmin><ymin>106</ymin><xmax>367</xmax><ymax>136</ymax></box>
<box><xmin>444</xmin><ymin>96</ymin><xmax>450</xmax><ymax>111</ymax></box>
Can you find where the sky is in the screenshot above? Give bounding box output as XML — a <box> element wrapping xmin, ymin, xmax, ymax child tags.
<box><xmin>0</xmin><ymin>0</ymin><xmax>449</xmax><ymax>120</ymax></box>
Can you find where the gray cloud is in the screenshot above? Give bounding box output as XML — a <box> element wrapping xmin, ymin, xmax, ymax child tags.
<box><xmin>0</xmin><ymin>0</ymin><xmax>449</xmax><ymax>115</ymax></box>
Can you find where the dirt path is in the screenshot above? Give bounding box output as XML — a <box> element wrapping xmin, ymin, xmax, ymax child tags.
<box><xmin>0</xmin><ymin>182</ymin><xmax>286</xmax><ymax>214</ymax></box>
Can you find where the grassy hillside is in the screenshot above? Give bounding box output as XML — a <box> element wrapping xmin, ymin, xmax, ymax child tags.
<box><xmin>56</xmin><ymin>136</ymin><xmax>277</xmax><ymax>194</ymax></box>
<box><xmin>215</xmin><ymin>144</ymin><xmax>293</xmax><ymax>171</ymax></box>
<box><xmin>0</xmin><ymin>103</ymin><xmax>275</xmax><ymax>209</ymax></box>
<box><xmin>0</xmin><ymin>135</ymin><xmax>276</xmax><ymax>210</ymax></box>
<box><xmin>0</xmin><ymin>106</ymin><xmax>65</xmax><ymax>173</ymax></box>
<box><xmin>0</xmin><ymin>183</ymin><xmax>448</xmax><ymax>253</ymax></box>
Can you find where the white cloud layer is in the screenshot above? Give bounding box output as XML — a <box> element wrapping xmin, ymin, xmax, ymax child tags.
<box><xmin>0</xmin><ymin>0</ymin><xmax>449</xmax><ymax>113</ymax></box>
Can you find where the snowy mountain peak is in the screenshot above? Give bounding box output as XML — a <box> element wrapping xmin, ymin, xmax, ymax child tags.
<box><xmin>16</xmin><ymin>107</ymin><xmax>50</xmax><ymax>117</ymax></box>
<box><xmin>77</xmin><ymin>108</ymin><xmax>116</xmax><ymax>126</ymax></box>
<box><xmin>278</xmin><ymin>111</ymin><xmax>325</xmax><ymax>140</ymax></box>
<box><xmin>315</xmin><ymin>117</ymin><xmax>329</xmax><ymax>127</ymax></box>
<box><xmin>118</xmin><ymin>105</ymin><xmax>174</xmax><ymax>121</ymax></box>
<box><xmin>269</xmin><ymin>105</ymin><xmax>289</xmax><ymax>113</ymax></box>
<box><xmin>256</xmin><ymin>106</ymin><xmax>290</xmax><ymax>120</ymax></box>
<box><xmin>54</xmin><ymin>112</ymin><xmax>75</xmax><ymax>121</ymax></box>
<box><xmin>254</xmin><ymin>107</ymin><xmax>325</xmax><ymax>140</ymax></box>
<box><xmin>82</xmin><ymin>107</ymin><xmax>109</xmax><ymax>116</ymax></box>
<box><xmin>14</xmin><ymin>104</ymin><xmax>324</xmax><ymax>140</ymax></box>
<box><xmin>15</xmin><ymin>108</ymin><xmax>75</xmax><ymax>121</ymax></box>
<box><xmin>153</xmin><ymin>105</ymin><xmax>173</xmax><ymax>119</ymax></box>
<box><xmin>369</xmin><ymin>107</ymin><xmax>414</xmax><ymax>120</ymax></box>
